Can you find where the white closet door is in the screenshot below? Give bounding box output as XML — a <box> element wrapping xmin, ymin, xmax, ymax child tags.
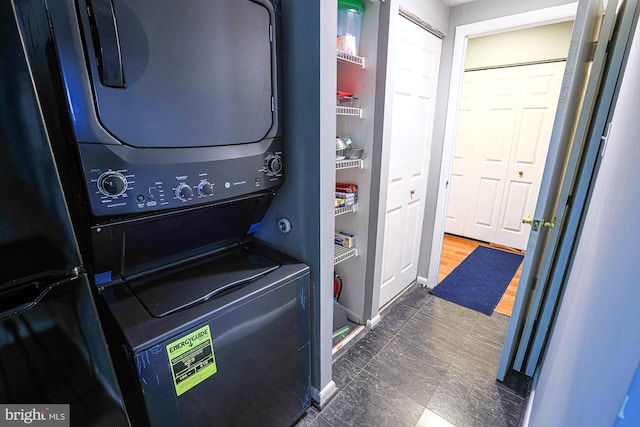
<box><xmin>379</xmin><ymin>17</ymin><xmax>441</xmax><ymax>308</ymax></box>
<box><xmin>444</xmin><ymin>71</ymin><xmax>480</xmax><ymax>236</ymax></box>
<box><xmin>445</xmin><ymin>62</ymin><xmax>564</xmax><ymax>250</ymax></box>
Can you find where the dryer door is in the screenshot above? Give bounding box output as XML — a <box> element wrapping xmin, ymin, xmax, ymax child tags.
<box><xmin>52</xmin><ymin>0</ymin><xmax>276</xmax><ymax>148</ymax></box>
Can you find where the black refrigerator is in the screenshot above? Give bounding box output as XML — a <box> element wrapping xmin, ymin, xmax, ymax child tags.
<box><xmin>0</xmin><ymin>5</ymin><xmax>129</xmax><ymax>425</ymax></box>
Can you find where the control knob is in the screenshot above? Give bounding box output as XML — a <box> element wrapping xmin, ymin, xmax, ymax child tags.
<box><xmin>197</xmin><ymin>180</ymin><xmax>214</xmax><ymax>196</ymax></box>
<box><xmin>175</xmin><ymin>183</ymin><xmax>194</xmax><ymax>201</ymax></box>
<box><xmin>97</xmin><ymin>171</ymin><xmax>128</xmax><ymax>197</ymax></box>
<box><xmin>265</xmin><ymin>154</ymin><xmax>283</xmax><ymax>176</ymax></box>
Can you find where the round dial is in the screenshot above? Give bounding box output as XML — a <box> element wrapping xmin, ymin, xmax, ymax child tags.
<box><xmin>175</xmin><ymin>183</ymin><xmax>194</xmax><ymax>201</ymax></box>
<box><xmin>97</xmin><ymin>171</ymin><xmax>128</xmax><ymax>197</ymax></box>
<box><xmin>265</xmin><ymin>154</ymin><xmax>283</xmax><ymax>176</ymax></box>
<box><xmin>197</xmin><ymin>180</ymin><xmax>214</xmax><ymax>196</ymax></box>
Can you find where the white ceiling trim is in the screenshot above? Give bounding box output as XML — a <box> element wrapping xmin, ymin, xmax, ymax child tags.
<box><xmin>440</xmin><ymin>0</ymin><xmax>478</xmax><ymax>7</ymax></box>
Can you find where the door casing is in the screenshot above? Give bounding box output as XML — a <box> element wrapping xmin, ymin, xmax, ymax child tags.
<box><xmin>425</xmin><ymin>3</ymin><xmax>579</xmax><ymax>288</ymax></box>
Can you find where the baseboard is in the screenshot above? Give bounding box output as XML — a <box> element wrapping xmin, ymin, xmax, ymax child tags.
<box><xmin>417</xmin><ymin>275</ymin><xmax>431</xmax><ymax>289</ymax></box>
<box><xmin>311</xmin><ymin>380</ymin><xmax>337</xmax><ymax>409</ymax></box>
<box><xmin>366</xmin><ymin>314</ymin><xmax>381</xmax><ymax>329</ymax></box>
<box><xmin>521</xmin><ymin>368</ymin><xmax>540</xmax><ymax>426</ymax></box>
<box><xmin>521</xmin><ymin>385</ymin><xmax>535</xmax><ymax>426</ymax></box>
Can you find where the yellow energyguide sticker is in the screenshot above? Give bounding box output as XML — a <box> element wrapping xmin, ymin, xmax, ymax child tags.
<box><xmin>166</xmin><ymin>325</ymin><xmax>217</xmax><ymax>396</ymax></box>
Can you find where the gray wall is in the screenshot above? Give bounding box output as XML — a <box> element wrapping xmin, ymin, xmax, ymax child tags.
<box><xmin>256</xmin><ymin>0</ymin><xmax>337</xmax><ymax>405</ymax></box>
<box><xmin>258</xmin><ymin>0</ymin><xmax>450</xmax><ymax>402</ymax></box>
<box><xmin>527</xmin><ymin>15</ymin><xmax>640</xmax><ymax>426</ymax></box>
<box><xmin>417</xmin><ymin>0</ymin><xmax>576</xmax><ymax>282</ymax></box>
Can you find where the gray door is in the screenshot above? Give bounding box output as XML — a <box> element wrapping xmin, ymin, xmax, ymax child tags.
<box><xmin>498</xmin><ymin>0</ymin><xmax>639</xmax><ymax>380</ymax></box>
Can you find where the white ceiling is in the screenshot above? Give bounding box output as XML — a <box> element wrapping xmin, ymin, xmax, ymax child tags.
<box><xmin>441</xmin><ymin>0</ymin><xmax>478</xmax><ymax>6</ymax></box>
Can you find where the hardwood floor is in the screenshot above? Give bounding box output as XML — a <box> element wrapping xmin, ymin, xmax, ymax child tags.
<box><xmin>438</xmin><ymin>233</ymin><xmax>523</xmax><ymax>316</ymax></box>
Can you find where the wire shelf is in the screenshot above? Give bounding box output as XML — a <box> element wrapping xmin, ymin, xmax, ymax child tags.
<box><xmin>335</xmin><ymin>203</ymin><xmax>358</xmax><ymax>217</ymax></box>
<box><xmin>336</xmin><ymin>106</ymin><xmax>363</xmax><ymax>118</ymax></box>
<box><xmin>334</xmin><ymin>245</ymin><xmax>359</xmax><ymax>265</ymax></box>
<box><xmin>336</xmin><ymin>159</ymin><xmax>364</xmax><ymax>170</ymax></box>
<box><xmin>337</xmin><ymin>50</ymin><xmax>366</xmax><ymax>68</ymax></box>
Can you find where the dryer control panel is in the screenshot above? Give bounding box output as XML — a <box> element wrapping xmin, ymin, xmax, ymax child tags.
<box><xmin>79</xmin><ymin>139</ymin><xmax>284</xmax><ymax>217</ymax></box>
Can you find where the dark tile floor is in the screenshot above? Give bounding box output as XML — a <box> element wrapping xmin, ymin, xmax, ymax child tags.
<box><xmin>297</xmin><ymin>284</ymin><xmax>530</xmax><ymax>427</ymax></box>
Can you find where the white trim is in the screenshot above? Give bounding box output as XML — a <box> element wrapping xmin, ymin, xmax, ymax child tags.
<box><xmin>522</xmin><ymin>388</ymin><xmax>536</xmax><ymax>426</ymax></box>
<box><xmin>366</xmin><ymin>313</ymin><xmax>382</xmax><ymax>329</ymax></box>
<box><xmin>521</xmin><ymin>369</ymin><xmax>541</xmax><ymax>426</ymax></box>
<box><xmin>416</xmin><ymin>275</ymin><xmax>431</xmax><ymax>289</ymax></box>
<box><xmin>311</xmin><ymin>380</ymin><xmax>337</xmax><ymax>409</ymax></box>
<box><xmin>428</xmin><ymin>2</ymin><xmax>579</xmax><ymax>289</ymax></box>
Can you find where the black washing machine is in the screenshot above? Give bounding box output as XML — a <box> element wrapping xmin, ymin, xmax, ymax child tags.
<box><xmin>89</xmin><ymin>195</ymin><xmax>311</xmax><ymax>427</ymax></box>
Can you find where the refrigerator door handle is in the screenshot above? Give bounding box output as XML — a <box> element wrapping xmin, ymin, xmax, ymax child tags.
<box><xmin>0</xmin><ymin>268</ymin><xmax>81</xmax><ymax>322</ymax></box>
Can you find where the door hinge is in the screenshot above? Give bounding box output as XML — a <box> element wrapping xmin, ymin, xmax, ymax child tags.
<box><xmin>566</xmin><ymin>193</ymin><xmax>573</xmax><ymax>207</ymax></box>
<box><xmin>601</xmin><ymin>121</ymin><xmax>613</xmax><ymax>157</ymax></box>
<box><xmin>587</xmin><ymin>41</ymin><xmax>598</xmax><ymax>61</ymax></box>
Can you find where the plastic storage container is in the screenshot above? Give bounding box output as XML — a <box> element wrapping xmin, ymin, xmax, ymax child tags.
<box><xmin>337</xmin><ymin>0</ymin><xmax>363</xmax><ymax>56</ymax></box>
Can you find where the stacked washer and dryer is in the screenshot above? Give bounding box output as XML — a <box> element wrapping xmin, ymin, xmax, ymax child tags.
<box><xmin>8</xmin><ymin>0</ymin><xmax>310</xmax><ymax>425</ymax></box>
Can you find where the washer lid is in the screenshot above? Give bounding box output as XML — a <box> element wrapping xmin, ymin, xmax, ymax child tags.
<box><xmin>127</xmin><ymin>248</ymin><xmax>279</xmax><ymax>318</ymax></box>
<box><xmin>83</xmin><ymin>0</ymin><xmax>275</xmax><ymax>148</ymax></box>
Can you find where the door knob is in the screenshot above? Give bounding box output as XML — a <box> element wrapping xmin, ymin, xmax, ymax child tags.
<box><xmin>410</xmin><ymin>189</ymin><xmax>415</xmax><ymax>199</ymax></box>
<box><xmin>518</xmin><ymin>170</ymin><xmax>524</xmax><ymax>177</ymax></box>
<box><xmin>542</xmin><ymin>217</ymin><xmax>556</xmax><ymax>229</ymax></box>
<box><xmin>523</xmin><ymin>214</ymin><xmax>555</xmax><ymax>231</ymax></box>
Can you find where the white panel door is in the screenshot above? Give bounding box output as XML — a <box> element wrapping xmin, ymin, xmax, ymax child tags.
<box><xmin>463</xmin><ymin>69</ymin><xmax>519</xmax><ymax>244</ymax></box>
<box><xmin>445</xmin><ymin>72</ymin><xmax>479</xmax><ymax>235</ymax></box>
<box><xmin>497</xmin><ymin>64</ymin><xmax>565</xmax><ymax>248</ymax></box>
<box><xmin>445</xmin><ymin>62</ymin><xmax>564</xmax><ymax>250</ymax></box>
<box><xmin>379</xmin><ymin>17</ymin><xmax>441</xmax><ymax>308</ymax></box>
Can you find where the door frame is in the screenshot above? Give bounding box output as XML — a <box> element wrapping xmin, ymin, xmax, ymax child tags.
<box><xmin>426</xmin><ymin>3</ymin><xmax>579</xmax><ymax>288</ymax></box>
